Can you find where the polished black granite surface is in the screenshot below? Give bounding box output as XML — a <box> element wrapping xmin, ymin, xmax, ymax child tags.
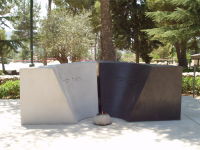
<box><xmin>98</xmin><ymin>62</ymin><xmax>182</xmax><ymax>121</ymax></box>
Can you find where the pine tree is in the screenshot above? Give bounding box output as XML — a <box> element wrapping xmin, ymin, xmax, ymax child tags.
<box><xmin>0</xmin><ymin>0</ymin><xmax>13</xmax><ymax>28</ymax></box>
<box><xmin>0</xmin><ymin>0</ymin><xmax>22</xmax><ymax>72</ymax></box>
<box><xmin>0</xmin><ymin>30</ymin><xmax>21</xmax><ymax>73</ymax></box>
<box><xmin>145</xmin><ymin>0</ymin><xmax>200</xmax><ymax>67</ymax></box>
<box><xmin>12</xmin><ymin>0</ymin><xmax>40</xmax><ymax>62</ymax></box>
<box><xmin>111</xmin><ymin>0</ymin><xmax>160</xmax><ymax>63</ymax></box>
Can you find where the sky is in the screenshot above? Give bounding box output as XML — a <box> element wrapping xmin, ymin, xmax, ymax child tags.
<box><xmin>37</xmin><ymin>0</ymin><xmax>56</xmax><ymax>17</ymax></box>
<box><xmin>36</xmin><ymin>0</ymin><xmax>48</xmax><ymax>18</ymax></box>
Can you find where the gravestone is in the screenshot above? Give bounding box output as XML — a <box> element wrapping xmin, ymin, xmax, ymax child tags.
<box><xmin>20</xmin><ymin>63</ymin><xmax>98</xmax><ymax>125</ymax></box>
<box><xmin>98</xmin><ymin>62</ymin><xmax>182</xmax><ymax>121</ymax></box>
<box><xmin>20</xmin><ymin>62</ymin><xmax>182</xmax><ymax>124</ymax></box>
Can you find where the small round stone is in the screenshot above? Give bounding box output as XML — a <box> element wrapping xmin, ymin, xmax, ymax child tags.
<box><xmin>93</xmin><ymin>114</ymin><xmax>112</xmax><ymax>126</ymax></box>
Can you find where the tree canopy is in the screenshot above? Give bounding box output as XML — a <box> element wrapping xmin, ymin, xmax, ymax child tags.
<box><xmin>111</xmin><ymin>0</ymin><xmax>160</xmax><ymax>63</ymax></box>
<box><xmin>145</xmin><ymin>0</ymin><xmax>200</xmax><ymax>67</ymax></box>
<box><xmin>39</xmin><ymin>10</ymin><xmax>94</xmax><ymax>63</ymax></box>
<box><xmin>1</xmin><ymin>0</ymin><xmax>199</xmax><ymax>67</ymax></box>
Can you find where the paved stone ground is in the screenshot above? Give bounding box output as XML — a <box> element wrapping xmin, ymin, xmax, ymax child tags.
<box><xmin>0</xmin><ymin>96</ymin><xmax>200</xmax><ymax>150</ymax></box>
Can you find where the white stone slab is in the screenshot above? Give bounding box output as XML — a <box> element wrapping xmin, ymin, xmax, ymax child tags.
<box><xmin>20</xmin><ymin>62</ymin><xmax>98</xmax><ymax>125</ymax></box>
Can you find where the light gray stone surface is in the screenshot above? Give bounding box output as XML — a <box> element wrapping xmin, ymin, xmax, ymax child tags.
<box><xmin>0</xmin><ymin>96</ymin><xmax>200</xmax><ymax>150</ymax></box>
<box><xmin>20</xmin><ymin>63</ymin><xmax>98</xmax><ymax>125</ymax></box>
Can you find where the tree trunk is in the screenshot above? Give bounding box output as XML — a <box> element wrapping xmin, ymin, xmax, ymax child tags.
<box><xmin>136</xmin><ymin>50</ymin><xmax>140</xmax><ymax>63</ymax></box>
<box><xmin>174</xmin><ymin>42</ymin><xmax>188</xmax><ymax>68</ymax></box>
<box><xmin>43</xmin><ymin>0</ymin><xmax>52</xmax><ymax>66</ymax></box>
<box><xmin>71</xmin><ymin>55</ymin><xmax>80</xmax><ymax>62</ymax></box>
<box><xmin>48</xmin><ymin>0</ymin><xmax>52</xmax><ymax>14</ymax></box>
<box><xmin>30</xmin><ymin>0</ymin><xmax>34</xmax><ymax>67</ymax></box>
<box><xmin>100</xmin><ymin>0</ymin><xmax>116</xmax><ymax>61</ymax></box>
<box><xmin>56</xmin><ymin>56</ymin><xmax>68</xmax><ymax>64</ymax></box>
<box><xmin>43</xmin><ymin>49</ymin><xmax>47</xmax><ymax>65</ymax></box>
<box><xmin>71</xmin><ymin>54</ymin><xmax>83</xmax><ymax>62</ymax></box>
<box><xmin>133</xmin><ymin>1</ymin><xmax>140</xmax><ymax>64</ymax></box>
<box><xmin>1</xmin><ymin>56</ymin><xmax>6</xmax><ymax>73</ymax></box>
<box><xmin>133</xmin><ymin>36</ymin><xmax>140</xmax><ymax>63</ymax></box>
<box><xmin>94</xmin><ymin>33</ymin><xmax>98</xmax><ymax>60</ymax></box>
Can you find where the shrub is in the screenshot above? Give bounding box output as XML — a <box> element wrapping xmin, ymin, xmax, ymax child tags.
<box><xmin>0</xmin><ymin>77</ymin><xmax>19</xmax><ymax>85</ymax></box>
<box><xmin>183</xmin><ymin>67</ymin><xmax>200</xmax><ymax>72</ymax></box>
<box><xmin>0</xmin><ymin>70</ymin><xmax>4</xmax><ymax>75</ymax></box>
<box><xmin>182</xmin><ymin>76</ymin><xmax>200</xmax><ymax>95</ymax></box>
<box><xmin>0</xmin><ymin>80</ymin><xmax>20</xmax><ymax>99</ymax></box>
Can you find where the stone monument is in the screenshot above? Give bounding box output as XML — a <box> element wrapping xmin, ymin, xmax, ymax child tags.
<box><xmin>20</xmin><ymin>63</ymin><xmax>98</xmax><ymax>125</ymax></box>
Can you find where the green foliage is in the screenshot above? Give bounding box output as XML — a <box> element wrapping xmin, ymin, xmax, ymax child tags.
<box><xmin>18</xmin><ymin>47</ymin><xmax>30</xmax><ymax>60</ymax></box>
<box><xmin>111</xmin><ymin>0</ymin><xmax>161</xmax><ymax>63</ymax></box>
<box><xmin>12</xmin><ymin>0</ymin><xmax>40</xmax><ymax>40</ymax></box>
<box><xmin>48</xmin><ymin>0</ymin><xmax>101</xmax><ymax>61</ymax></box>
<box><xmin>182</xmin><ymin>76</ymin><xmax>193</xmax><ymax>94</ymax></box>
<box><xmin>146</xmin><ymin>0</ymin><xmax>200</xmax><ymax>42</ymax></box>
<box><xmin>0</xmin><ymin>80</ymin><xmax>20</xmax><ymax>99</ymax></box>
<box><xmin>0</xmin><ymin>70</ymin><xmax>4</xmax><ymax>75</ymax></box>
<box><xmin>0</xmin><ymin>29</ymin><xmax>21</xmax><ymax>73</ymax></box>
<box><xmin>187</xmin><ymin>37</ymin><xmax>200</xmax><ymax>54</ymax></box>
<box><xmin>0</xmin><ymin>30</ymin><xmax>20</xmax><ymax>55</ymax></box>
<box><xmin>0</xmin><ymin>29</ymin><xmax>6</xmax><ymax>41</ymax></box>
<box><xmin>116</xmin><ymin>50</ymin><xmax>122</xmax><ymax>61</ymax></box>
<box><xmin>182</xmin><ymin>76</ymin><xmax>200</xmax><ymax>95</ymax></box>
<box><xmin>120</xmin><ymin>51</ymin><xmax>135</xmax><ymax>62</ymax></box>
<box><xmin>0</xmin><ymin>0</ymin><xmax>14</xmax><ymax>28</ymax></box>
<box><xmin>12</xmin><ymin>0</ymin><xmax>40</xmax><ymax>61</ymax></box>
<box><xmin>0</xmin><ymin>77</ymin><xmax>19</xmax><ymax>85</ymax></box>
<box><xmin>54</xmin><ymin>0</ymin><xmax>95</xmax><ymax>13</ymax></box>
<box><xmin>54</xmin><ymin>0</ymin><xmax>99</xmax><ymax>33</ymax></box>
<box><xmin>151</xmin><ymin>43</ymin><xmax>173</xmax><ymax>59</ymax></box>
<box><xmin>39</xmin><ymin>10</ymin><xmax>95</xmax><ymax>63</ymax></box>
<box><xmin>145</xmin><ymin>0</ymin><xmax>200</xmax><ymax>67</ymax></box>
<box><xmin>90</xmin><ymin>0</ymin><xmax>101</xmax><ymax>33</ymax></box>
<box><xmin>0</xmin><ymin>0</ymin><xmax>24</xmax><ymax>72</ymax></box>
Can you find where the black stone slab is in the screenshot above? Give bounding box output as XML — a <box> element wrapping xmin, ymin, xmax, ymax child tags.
<box><xmin>98</xmin><ymin>62</ymin><xmax>182</xmax><ymax>121</ymax></box>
